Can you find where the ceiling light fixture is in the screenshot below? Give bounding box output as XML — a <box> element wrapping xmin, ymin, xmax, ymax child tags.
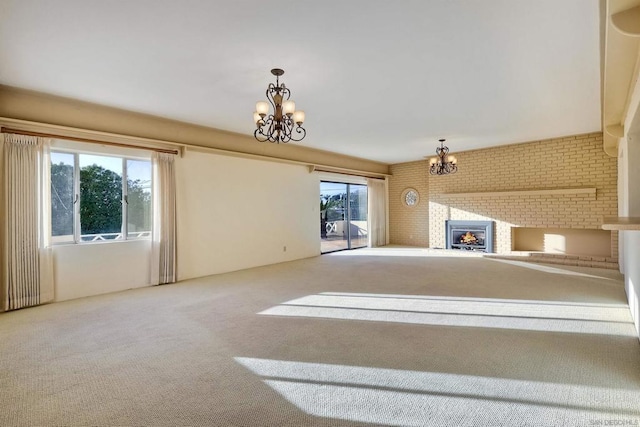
<box><xmin>429</xmin><ymin>139</ymin><xmax>457</xmax><ymax>175</ymax></box>
<box><xmin>253</xmin><ymin>68</ymin><xmax>306</xmax><ymax>143</ymax></box>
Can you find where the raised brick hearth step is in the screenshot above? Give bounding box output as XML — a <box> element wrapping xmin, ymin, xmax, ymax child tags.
<box><xmin>483</xmin><ymin>252</ymin><xmax>619</xmax><ymax>270</ymax></box>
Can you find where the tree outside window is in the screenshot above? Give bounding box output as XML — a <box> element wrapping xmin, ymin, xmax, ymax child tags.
<box><xmin>50</xmin><ymin>151</ymin><xmax>151</xmax><ymax>243</ymax></box>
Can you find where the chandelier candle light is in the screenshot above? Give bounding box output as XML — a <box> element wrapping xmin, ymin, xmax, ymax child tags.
<box><xmin>429</xmin><ymin>139</ymin><xmax>458</xmax><ymax>175</ymax></box>
<box><xmin>253</xmin><ymin>68</ymin><xmax>306</xmax><ymax>143</ymax></box>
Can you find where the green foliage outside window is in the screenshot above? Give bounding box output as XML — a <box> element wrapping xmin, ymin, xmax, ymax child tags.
<box><xmin>51</xmin><ymin>162</ymin><xmax>74</xmax><ymax>236</ymax></box>
<box><xmin>51</xmin><ymin>162</ymin><xmax>151</xmax><ymax>237</ymax></box>
<box><xmin>79</xmin><ymin>164</ymin><xmax>123</xmax><ymax>235</ymax></box>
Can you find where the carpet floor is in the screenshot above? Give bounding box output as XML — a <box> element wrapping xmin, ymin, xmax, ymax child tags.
<box><xmin>1</xmin><ymin>247</ymin><xmax>639</xmax><ymax>426</ymax></box>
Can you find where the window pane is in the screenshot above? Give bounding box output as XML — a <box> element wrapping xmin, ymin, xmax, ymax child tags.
<box><xmin>50</xmin><ymin>152</ymin><xmax>75</xmax><ymax>243</ymax></box>
<box><xmin>349</xmin><ymin>184</ymin><xmax>368</xmax><ymax>249</ymax></box>
<box><xmin>79</xmin><ymin>154</ymin><xmax>122</xmax><ymax>241</ymax></box>
<box><xmin>126</xmin><ymin>159</ymin><xmax>152</xmax><ymax>239</ymax></box>
<box><xmin>320</xmin><ymin>182</ymin><xmax>348</xmax><ymax>253</ymax></box>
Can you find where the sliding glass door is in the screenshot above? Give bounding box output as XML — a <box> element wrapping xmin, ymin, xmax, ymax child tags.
<box><xmin>320</xmin><ymin>181</ymin><xmax>368</xmax><ymax>253</ymax></box>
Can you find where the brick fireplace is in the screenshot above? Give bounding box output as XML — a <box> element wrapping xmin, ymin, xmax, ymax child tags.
<box><xmin>427</xmin><ymin>133</ymin><xmax>618</xmax><ymax>267</ymax></box>
<box><xmin>389</xmin><ymin>132</ymin><xmax>619</xmax><ymax>268</ymax></box>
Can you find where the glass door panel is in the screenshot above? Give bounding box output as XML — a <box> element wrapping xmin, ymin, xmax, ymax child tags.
<box><xmin>320</xmin><ymin>181</ymin><xmax>368</xmax><ymax>253</ymax></box>
<box><xmin>320</xmin><ymin>182</ymin><xmax>348</xmax><ymax>253</ymax></box>
<box><xmin>349</xmin><ymin>184</ymin><xmax>368</xmax><ymax>249</ymax></box>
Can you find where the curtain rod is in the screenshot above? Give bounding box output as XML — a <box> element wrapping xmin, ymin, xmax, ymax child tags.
<box><xmin>0</xmin><ymin>127</ymin><xmax>180</xmax><ymax>155</ymax></box>
<box><xmin>309</xmin><ymin>165</ymin><xmax>388</xmax><ymax>180</ymax></box>
<box><xmin>1</xmin><ymin>119</ymin><xmax>391</xmax><ymax>177</ymax></box>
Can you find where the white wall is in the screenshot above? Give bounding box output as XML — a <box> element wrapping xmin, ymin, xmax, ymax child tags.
<box><xmin>623</xmin><ymin>231</ymin><xmax>640</xmax><ymax>337</ymax></box>
<box><xmin>619</xmin><ymin>132</ymin><xmax>640</xmax><ymax>338</ymax></box>
<box><xmin>176</xmin><ymin>150</ymin><xmax>320</xmax><ymax>280</ymax></box>
<box><xmin>53</xmin><ymin>240</ymin><xmax>151</xmax><ymax>301</ymax></box>
<box><xmin>51</xmin><ymin>149</ymin><xmax>321</xmax><ymax>301</ymax></box>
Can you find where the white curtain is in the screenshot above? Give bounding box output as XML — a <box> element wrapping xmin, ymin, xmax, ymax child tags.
<box><xmin>367</xmin><ymin>178</ymin><xmax>388</xmax><ymax>247</ymax></box>
<box><xmin>1</xmin><ymin>133</ymin><xmax>54</xmax><ymax>311</ymax></box>
<box><xmin>151</xmin><ymin>152</ymin><xmax>177</xmax><ymax>285</ymax></box>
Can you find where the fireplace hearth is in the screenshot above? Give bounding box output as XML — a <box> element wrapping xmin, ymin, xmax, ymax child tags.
<box><xmin>445</xmin><ymin>220</ymin><xmax>494</xmax><ymax>253</ymax></box>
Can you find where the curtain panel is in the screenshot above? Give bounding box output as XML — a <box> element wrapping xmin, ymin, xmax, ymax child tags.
<box><xmin>367</xmin><ymin>178</ymin><xmax>388</xmax><ymax>248</ymax></box>
<box><xmin>151</xmin><ymin>152</ymin><xmax>177</xmax><ymax>285</ymax></box>
<box><xmin>1</xmin><ymin>133</ymin><xmax>54</xmax><ymax>311</ymax></box>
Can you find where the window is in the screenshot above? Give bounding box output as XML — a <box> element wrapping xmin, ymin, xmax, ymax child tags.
<box><xmin>51</xmin><ymin>151</ymin><xmax>152</xmax><ymax>243</ymax></box>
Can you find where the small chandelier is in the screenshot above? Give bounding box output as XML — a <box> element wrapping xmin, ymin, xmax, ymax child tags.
<box><xmin>429</xmin><ymin>139</ymin><xmax>458</xmax><ymax>175</ymax></box>
<box><xmin>253</xmin><ymin>68</ymin><xmax>306</xmax><ymax>143</ymax></box>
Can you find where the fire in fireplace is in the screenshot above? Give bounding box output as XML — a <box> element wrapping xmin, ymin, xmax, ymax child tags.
<box><xmin>445</xmin><ymin>220</ymin><xmax>494</xmax><ymax>253</ymax></box>
<box><xmin>459</xmin><ymin>231</ymin><xmax>479</xmax><ymax>245</ymax></box>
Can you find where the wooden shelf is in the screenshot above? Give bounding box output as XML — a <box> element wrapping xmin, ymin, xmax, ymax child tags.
<box><xmin>602</xmin><ymin>217</ymin><xmax>640</xmax><ymax>231</ymax></box>
<box><xmin>440</xmin><ymin>188</ymin><xmax>596</xmax><ymax>199</ymax></box>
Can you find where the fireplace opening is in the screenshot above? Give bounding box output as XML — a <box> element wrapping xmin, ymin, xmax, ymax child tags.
<box><xmin>446</xmin><ymin>220</ymin><xmax>494</xmax><ymax>253</ymax></box>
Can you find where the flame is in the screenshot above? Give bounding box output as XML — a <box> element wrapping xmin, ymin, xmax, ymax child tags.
<box><xmin>460</xmin><ymin>231</ymin><xmax>478</xmax><ymax>244</ymax></box>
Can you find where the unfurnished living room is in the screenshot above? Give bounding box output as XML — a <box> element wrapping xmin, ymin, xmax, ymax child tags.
<box><xmin>1</xmin><ymin>1</ymin><xmax>640</xmax><ymax>426</ymax></box>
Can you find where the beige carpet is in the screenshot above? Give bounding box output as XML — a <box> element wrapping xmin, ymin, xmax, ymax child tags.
<box><xmin>1</xmin><ymin>247</ymin><xmax>639</xmax><ymax>426</ymax></box>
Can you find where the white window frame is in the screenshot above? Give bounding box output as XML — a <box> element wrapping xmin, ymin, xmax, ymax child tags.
<box><xmin>51</xmin><ymin>144</ymin><xmax>152</xmax><ymax>244</ymax></box>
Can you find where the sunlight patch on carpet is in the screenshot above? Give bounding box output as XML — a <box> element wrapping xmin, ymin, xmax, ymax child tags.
<box><xmin>235</xmin><ymin>357</ymin><xmax>640</xmax><ymax>427</ymax></box>
<box><xmin>259</xmin><ymin>293</ymin><xmax>636</xmax><ymax>337</ymax></box>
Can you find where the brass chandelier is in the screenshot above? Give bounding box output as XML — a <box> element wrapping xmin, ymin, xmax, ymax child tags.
<box><xmin>253</xmin><ymin>68</ymin><xmax>306</xmax><ymax>143</ymax></box>
<box><xmin>429</xmin><ymin>139</ymin><xmax>458</xmax><ymax>175</ymax></box>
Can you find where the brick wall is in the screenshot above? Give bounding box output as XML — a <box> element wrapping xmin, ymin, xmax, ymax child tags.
<box><xmin>388</xmin><ymin>161</ymin><xmax>429</xmax><ymax>246</ymax></box>
<box><xmin>389</xmin><ymin>132</ymin><xmax>618</xmax><ymax>261</ymax></box>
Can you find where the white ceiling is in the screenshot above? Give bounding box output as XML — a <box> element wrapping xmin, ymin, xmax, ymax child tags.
<box><xmin>0</xmin><ymin>0</ymin><xmax>602</xmax><ymax>164</ymax></box>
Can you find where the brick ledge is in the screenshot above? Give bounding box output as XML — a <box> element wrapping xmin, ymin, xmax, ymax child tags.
<box><xmin>483</xmin><ymin>252</ymin><xmax>619</xmax><ymax>270</ymax></box>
